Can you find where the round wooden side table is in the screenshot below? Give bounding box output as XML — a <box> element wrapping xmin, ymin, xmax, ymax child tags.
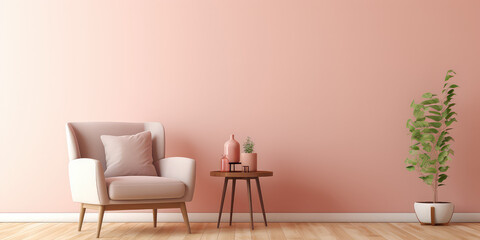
<box><xmin>210</xmin><ymin>171</ymin><xmax>273</xmax><ymax>230</ymax></box>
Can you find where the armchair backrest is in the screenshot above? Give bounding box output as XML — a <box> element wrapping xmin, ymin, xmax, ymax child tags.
<box><xmin>66</xmin><ymin>122</ymin><xmax>165</xmax><ymax>170</ymax></box>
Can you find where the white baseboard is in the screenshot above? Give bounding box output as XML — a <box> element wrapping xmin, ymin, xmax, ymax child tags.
<box><xmin>1</xmin><ymin>213</ymin><xmax>480</xmax><ymax>223</ymax></box>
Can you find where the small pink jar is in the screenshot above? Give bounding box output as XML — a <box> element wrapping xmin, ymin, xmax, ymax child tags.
<box><xmin>221</xmin><ymin>155</ymin><xmax>229</xmax><ymax>172</ymax></box>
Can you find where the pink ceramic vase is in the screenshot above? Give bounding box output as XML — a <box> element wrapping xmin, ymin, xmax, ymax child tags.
<box><xmin>224</xmin><ymin>134</ymin><xmax>240</xmax><ymax>163</ymax></box>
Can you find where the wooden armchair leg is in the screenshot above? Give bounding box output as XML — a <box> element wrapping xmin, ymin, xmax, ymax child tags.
<box><xmin>96</xmin><ymin>206</ymin><xmax>105</xmax><ymax>238</ymax></box>
<box><xmin>180</xmin><ymin>202</ymin><xmax>191</xmax><ymax>234</ymax></box>
<box><xmin>153</xmin><ymin>209</ymin><xmax>157</xmax><ymax>228</ymax></box>
<box><xmin>78</xmin><ymin>204</ymin><xmax>86</xmax><ymax>231</ymax></box>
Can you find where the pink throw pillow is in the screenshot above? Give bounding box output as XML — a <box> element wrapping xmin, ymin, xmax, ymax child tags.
<box><xmin>101</xmin><ymin>131</ymin><xmax>157</xmax><ymax>178</ymax></box>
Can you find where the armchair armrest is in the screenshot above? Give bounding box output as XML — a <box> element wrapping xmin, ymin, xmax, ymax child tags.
<box><xmin>69</xmin><ymin>158</ymin><xmax>109</xmax><ymax>205</ymax></box>
<box><xmin>155</xmin><ymin>157</ymin><xmax>196</xmax><ymax>202</ymax></box>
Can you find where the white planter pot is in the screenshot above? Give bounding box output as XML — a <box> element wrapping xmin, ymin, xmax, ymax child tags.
<box><xmin>414</xmin><ymin>202</ymin><xmax>454</xmax><ymax>225</ymax></box>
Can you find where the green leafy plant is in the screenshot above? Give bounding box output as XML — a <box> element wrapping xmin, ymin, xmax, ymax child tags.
<box><xmin>406</xmin><ymin>70</ymin><xmax>458</xmax><ymax>203</ymax></box>
<box><xmin>243</xmin><ymin>137</ymin><xmax>255</xmax><ymax>153</ymax></box>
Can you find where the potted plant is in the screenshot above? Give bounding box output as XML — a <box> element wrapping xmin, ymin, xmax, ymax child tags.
<box><xmin>405</xmin><ymin>70</ymin><xmax>458</xmax><ymax>225</ymax></box>
<box><xmin>240</xmin><ymin>137</ymin><xmax>257</xmax><ymax>171</ymax></box>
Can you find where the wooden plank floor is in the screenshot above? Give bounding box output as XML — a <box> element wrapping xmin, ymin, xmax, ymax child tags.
<box><xmin>1</xmin><ymin>222</ymin><xmax>480</xmax><ymax>240</ymax></box>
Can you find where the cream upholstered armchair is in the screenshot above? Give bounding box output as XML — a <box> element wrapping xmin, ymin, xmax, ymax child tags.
<box><xmin>66</xmin><ymin>122</ymin><xmax>196</xmax><ymax>238</ymax></box>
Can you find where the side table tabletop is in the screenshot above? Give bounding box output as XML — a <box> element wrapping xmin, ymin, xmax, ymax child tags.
<box><xmin>210</xmin><ymin>171</ymin><xmax>273</xmax><ymax>230</ymax></box>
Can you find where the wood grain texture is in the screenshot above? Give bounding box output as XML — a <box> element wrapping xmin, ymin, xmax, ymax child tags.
<box><xmin>1</xmin><ymin>222</ymin><xmax>480</xmax><ymax>239</ymax></box>
<box><xmin>210</xmin><ymin>171</ymin><xmax>273</xmax><ymax>178</ymax></box>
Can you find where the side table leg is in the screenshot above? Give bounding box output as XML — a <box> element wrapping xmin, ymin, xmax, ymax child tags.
<box><xmin>246</xmin><ymin>178</ymin><xmax>254</xmax><ymax>230</ymax></box>
<box><xmin>217</xmin><ymin>178</ymin><xmax>229</xmax><ymax>228</ymax></box>
<box><xmin>153</xmin><ymin>208</ymin><xmax>157</xmax><ymax>228</ymax></box>
<box><xmin>255</xmin><ymin>177</ymin><xmax>268</xmax><ymax>226</ymax></box>
<box><xmin>229</xmin><ymin>179</ymin><xmax>236</xmax><ymax>226</ymax></box>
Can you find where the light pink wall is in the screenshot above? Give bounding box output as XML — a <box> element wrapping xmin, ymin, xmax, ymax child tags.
<box><xmin>1</xmin><ymin>0</ymin><xmax>480</xmax><ymax>213</ymax></box>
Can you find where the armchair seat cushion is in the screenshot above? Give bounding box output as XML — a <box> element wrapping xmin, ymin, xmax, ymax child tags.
<box><xmin>106</xmin><ymin>176</ymin><xmax>185</xmax><ymax>200</ymax></box>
